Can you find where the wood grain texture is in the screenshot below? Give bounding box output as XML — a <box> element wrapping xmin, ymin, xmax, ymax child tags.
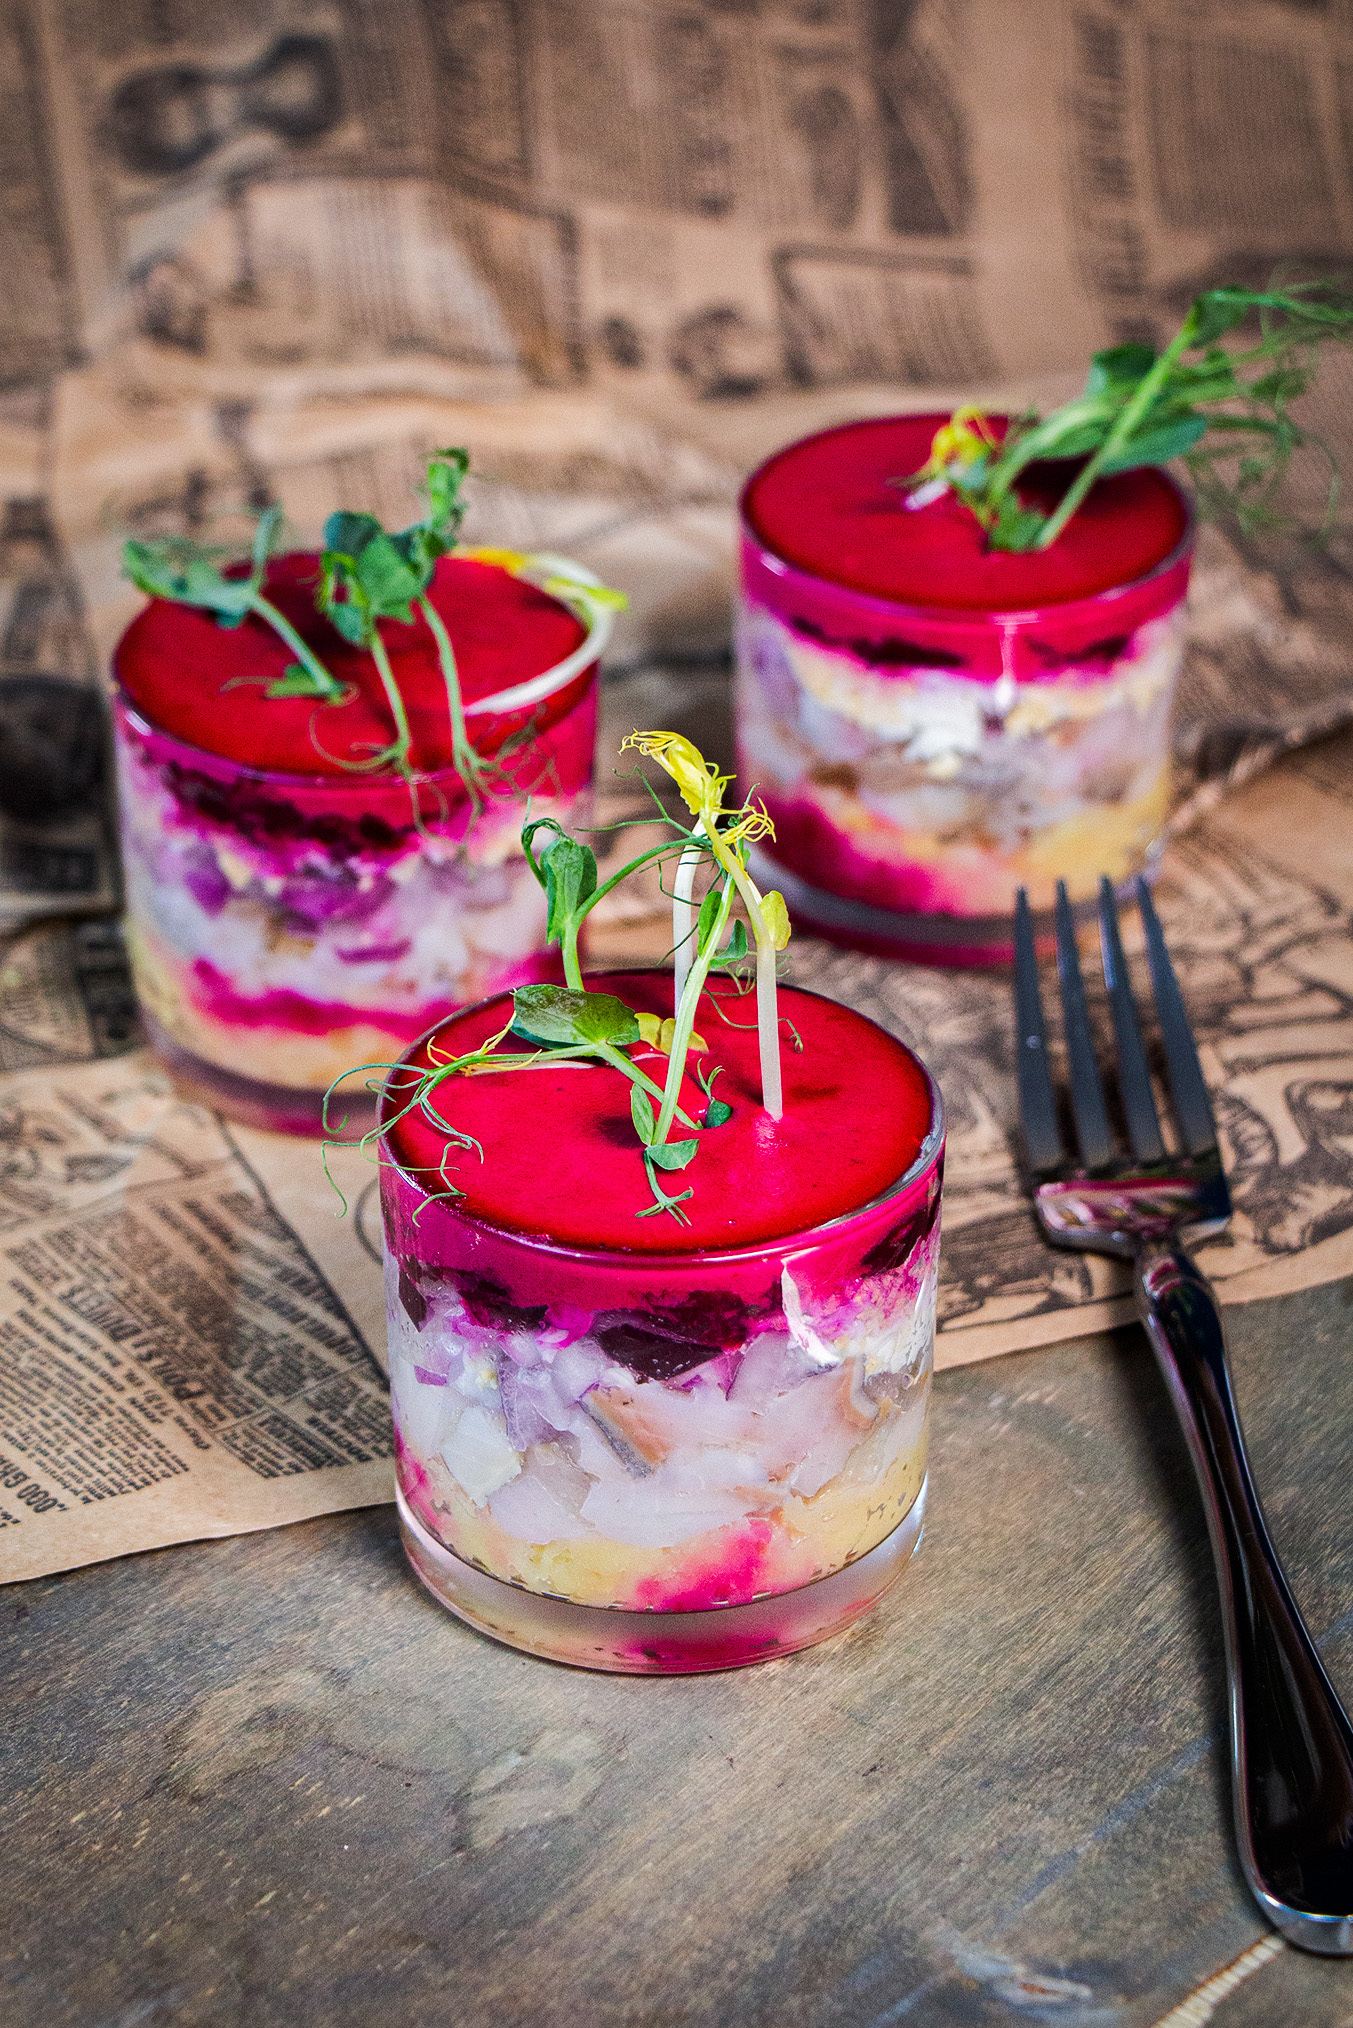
<box><xmin>4</xmin><ymin>1278</ymin><xmax>1352</xmax><ymax>2025</ymax></box>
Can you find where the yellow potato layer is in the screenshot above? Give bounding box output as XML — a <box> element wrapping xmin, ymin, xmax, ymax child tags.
<box><xmin>404</xmin><ymin>1409</ymin><xmax>928</xmax><ymax>1610</ymax></box>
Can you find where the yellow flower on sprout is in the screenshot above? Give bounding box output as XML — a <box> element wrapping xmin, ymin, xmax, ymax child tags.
<box><xmin>760</xmin><ymin>889</ymin><xmax>791</xmax><ymax>951</ymax></box>
<box><xmin>460</xmin><ymin>546</ymin><xmax>531</xmax><ymax>573</ymax></box>
<box><xmin>622</xmin><ymin>731</ymin><xmax>780</xmax><ymax>880</ymax></box>
<box><xmin>637</xmin><ymin>1012</ymin><xmax>707</xmax><ymax>1054</ymax></box>
<box><xmin>721</xmin><ymin>800</ymin><xmax>776</xmax><ymax>851</ymax></box>
<box><xmin>620</xmin><ymin>731</ymin><xmax>732</xmax><ymax>821</ymax></box>
<box><xmin>544</xmin><ymin>571</ymin><xmax>628</xmax><ymax>613</ymax></box>
<box><xmin>915</xmin><ymin>405</ymin><xmax>998</xmax><ymax>485</ymax></box>
<box><xmin>625</xmin><ymin>728</ymin><xmax>788</xmax><ymax>1121</ymax></box>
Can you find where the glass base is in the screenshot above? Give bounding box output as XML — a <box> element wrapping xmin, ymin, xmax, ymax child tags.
<box><xmin>397</xmin><ymin>1479</ymin><xmax>927</xmax><ymax>1674</ymax></box>
<box><xmin>748</xmin><ymin>846</ymin><xmax>1161</xmax><ymax>968</ymax></box>
<box><xmin>143</xmin><ymin>1011</ymin><xmax>376</xmax><ymax>1138</ymax></box>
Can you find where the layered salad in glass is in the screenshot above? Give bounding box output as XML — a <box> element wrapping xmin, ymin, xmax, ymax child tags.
<box><xmin>355</xmin><ymin>734</ymin><xmax>944</xmax><ymax>1671</ymax></box>
<box><xmin>737</xmin><ymin>282</ymin><xmax>1353</xmax><ymax>964</ymax></box>
<box><xmin>113</xmin><ymin>455</ymin><xmax>615</xmax><ymax>1131</ymax></box>
<box><xmin>383</xmin><ymin>973</ymin><xmax>940</xmax><ymax>1666</ymax></box>
<box><xmin>737</xmin><ymin>412</ymin><xmax>1191</xmax><ymax>965</ymax></box>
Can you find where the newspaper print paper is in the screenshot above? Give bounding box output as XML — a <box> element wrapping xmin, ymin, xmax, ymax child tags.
<box><xmin>0</xmin><ymin>0</ymin><xmax>1347</xmax><ymax>789</ymax></box>
<box><xmin>3</xmin><ymin>0</ymin><xmax>1353</xmax><ymax>1576</ymax></box>
<box><xmin>0</xmin><ymin>921</ymin><xmax>391</xmax><ymax>1583</ymax></box>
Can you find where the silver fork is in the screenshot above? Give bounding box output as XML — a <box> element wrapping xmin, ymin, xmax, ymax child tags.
<box><xmin>1014</xmin><ymin>874</ymin><xmax>1353</xmax><ymax>1955</ymax></box>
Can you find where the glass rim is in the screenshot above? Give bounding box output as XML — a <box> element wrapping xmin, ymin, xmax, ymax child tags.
<box><xmin>112</xmin><ymin>552</ymin><xmax>613</xmax><ymax>792</ymax></box>
<box><xmin>377</xmin><ymin>972</ymin><xmax>947</xmax><ymax>1267</ymax></box>
<box><xmin>739</xmin><ymin>417</ymin><xmax>1196</xmax><ymax>629</ymax></box>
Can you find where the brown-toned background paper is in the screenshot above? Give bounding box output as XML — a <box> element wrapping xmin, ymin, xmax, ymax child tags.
<box><xmin>0</xmin><ymin>936</ymin><xmax>393</xmax><ymax>1583</ymax></box>
<box><xmin>2</xmin><ymin>0</ymin><xmax>1352</xmax><ymax>1579</ymax></box>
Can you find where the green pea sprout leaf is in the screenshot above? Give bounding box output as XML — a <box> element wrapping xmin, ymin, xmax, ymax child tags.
<box><xmin>319</xmin><ymin>448</ymin><xmax>471</xmax><ymax>638</ymax></box>
<box><xmin>265</xmin><ymin>663</ymin><xmax>333</xmax><ymax>699</ymax></box>
<box><xmin>510</xmin><ymin>985</ymin><xmax>641</xmax><ymax>1049</ymax></box>
<box><xmin>122</xmin><ymin>541</ymin><xmax>258</xmax><ymax>623</ymax></box>
<box><xmin>708</xmin><ymin>918</ymin><xmax>749</xmax><ymax>971</ymax></box>
<box><xmin>326</xmin><ymin>730</ymin><xmax>792</xmax><ymax>1228</ymax></box>
<box><xmin>645</xmin><ymin>1137</ymin><xmax>699</xmax><ymax>1172</ymax></box>
<box><xmin>908</xmin><ymin>279</ymin><xmax>1353</xmax><ymax>551</ymax></box>
<box><xmin>424</xmin><ymin>446</ymin><xmax>471</xmax><ymax>537</ymax></box>
<box><xmin>630</xmin><ymin>1085</ymin><xmax>656</xmax><ymax>1145</ymax></box>
<box><xmin>696</xmin><ymin>885</ymin><xmax>722</xmax><ymax>947</ymax></box>
<box><xmin>694</xmin><ymin>1059</ymin><xmax>732</xmax><ymax>1128</ymax></box>
<box><xmin>321</xmin><ymin>522</ymin><xmax>415</xmax><ymax>642</ymax></box>
<box><xmin>539</xmin><ymin>833</ymin><xmax>598</xmax><ymax>945</ymax></box>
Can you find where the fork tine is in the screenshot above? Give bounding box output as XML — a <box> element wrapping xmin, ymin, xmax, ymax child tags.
<box><xmin>1098</xmin><ymin>876</ymin><xmax>1166</xmax><ymax>1163</ymax></box>
<box><xmin>1135</xmin><ymin>877</ymin><xmax>1218</xmax><ymax>1157</ymax></box>
<box><xmin>1055</xmin><ymin>880</ymin><xmax>1114</xmax><ymax>1172</ymax></box>
<box><xmin>1013</xmin><ymin>887</ymin><xmax>1065</xmax><ymax>1176</ymax></box>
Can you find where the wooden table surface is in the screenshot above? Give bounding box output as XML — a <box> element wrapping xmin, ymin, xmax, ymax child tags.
<box><xmin>5</xmin><ymin>1275</ymin><xmax>1352</xmax><ymax>2026</ymax></box>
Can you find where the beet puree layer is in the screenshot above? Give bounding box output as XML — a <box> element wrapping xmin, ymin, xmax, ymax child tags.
<box><xmin>116</xmin><ymin>555</ymin><xmax>587</xmax><ymax>776</ymax></box>
<box><xmin>386</xmin><ymin>974</ymin><xmax>934</xmax><ymax>1253</ymax></box>
<box><xmin>743</xmin><ymin>414</ymin><xmax>1188</xmax><ymax>611</ymax></box>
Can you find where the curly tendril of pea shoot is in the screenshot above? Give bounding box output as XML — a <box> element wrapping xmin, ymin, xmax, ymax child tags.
<box><xmin>907</xmin><ymin>279</ymin><xmax>1353</xmax><ymax>553</ymax></box>
<box><xmin>321</xmin><ymin>732</ymin><xmax>793</xmax><ymax>1224</ymax></box>
<box><xmin>120</xmin><ymin>450</ymin><xmax>626</xmax><ymax>832</ymax></box>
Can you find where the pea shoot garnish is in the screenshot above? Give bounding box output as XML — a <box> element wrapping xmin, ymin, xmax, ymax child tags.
<box><xmin>326</xmin><ymin>732</ymin><xmax>791</xmax><ymax>1223</ymax></box>
<box><xmin>121</xmin><ymin>449</ymin><xmax>624</xmax><ymax>819</ymax></box>
<box><xmin>908</xmin><ymin>280</ymin><xmax>1353</xmax><ymax>552</ymax></box>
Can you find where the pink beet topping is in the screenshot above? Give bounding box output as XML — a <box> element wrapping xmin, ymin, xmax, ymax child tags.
<box><xmin>743</xmin><ymin>413</ymin><xmax>1188</xmax><ymax>611</ymax></box>
<box><xmin>116</xmin><ymin>555</ymin><xmax>588</xmax><ymax>776</ymax></box>
<box><xmin>385</xmin><ymin>974</ymin><xmax>934</xmax><ymax>1253</ymax></box>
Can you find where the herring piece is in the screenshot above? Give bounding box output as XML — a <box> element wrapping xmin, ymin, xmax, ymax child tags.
<box><xmin>490</xmin><ymin>1464</ymin><xmax>592</xmax><ymax>1543</ymax></box>
<box><xmin>582</xmin><ymin>1385</ymin><xmax>676</xmax><ymax>1468</ymax></box>
<box><xmin>865</xmin><ymin>1265</ymin><xmax>938</xmax><ymax>1381</ymax></box>
<box><xmin>392</xmin><ymin>1363</ymin><xmax>461</xmax><ymax>1460</ymax></box>
<box><xmin>441</xmin><ymin>1403</ymin><xmax>521</xmax><ymax>1504</ymax></box>
<box><xmin>751</xmin><ymin>1362</ymin><xmax>875</xmax><ymax>1483</ymax></box>
<box><xmin>580</xmin><ymin>1473</ymin><xmax>754</xmax><ymax>1549</ymax></box>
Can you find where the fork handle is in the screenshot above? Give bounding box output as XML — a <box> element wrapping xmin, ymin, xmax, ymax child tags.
<box><xmin>1136</xmin><ymin>1242</ymin><xmax>1353</xmax><ymax>1954</ymax></box>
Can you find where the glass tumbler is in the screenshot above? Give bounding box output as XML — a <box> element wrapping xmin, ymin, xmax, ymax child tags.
<box><xmin>113</xmin><ymin>566</ymin><xmax>605</xmax><ymax>1135</ymax></box>
<box><xmin>379</xmin><ymin>974</ymin><xmax>944</xmax><ymax>1674</ymax></box>
<box><xmin>737</xmin><ymin>415</ymin><xmax>1194</xmax><ymax>965</ymax></box>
